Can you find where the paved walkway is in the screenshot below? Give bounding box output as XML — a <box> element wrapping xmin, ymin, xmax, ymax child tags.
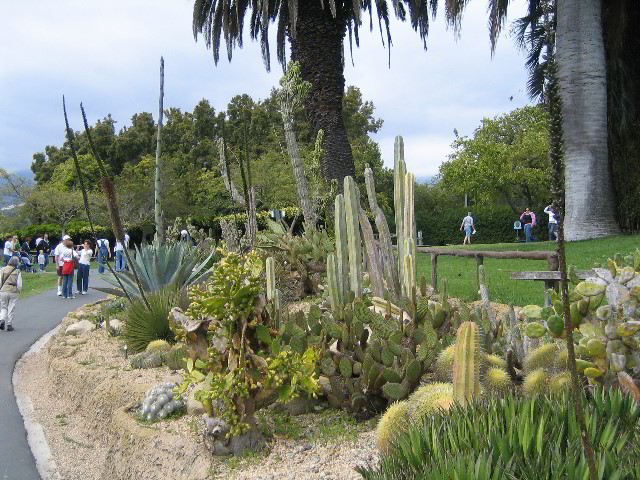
<box><xmin>0</xmin><ymin>277</ymin><xmax>110</xmax><ymax>480</ymax></box>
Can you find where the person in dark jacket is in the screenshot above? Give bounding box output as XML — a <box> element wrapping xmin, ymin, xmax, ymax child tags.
<box><xmin>520</xmin><ymin>208</ymin><xmax>537</xmax><ymax>242</ymax></box>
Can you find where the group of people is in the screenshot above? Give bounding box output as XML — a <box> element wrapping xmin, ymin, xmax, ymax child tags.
<box><xmin>53</xmin><ymin>235</ymin><xmax>94</xmax><ymax>298</ymax></box>
<box><xmin>3</xmin><ymin>234</ymin><xmax>52</xmax><ymax>272</ymax></box>
<box><xmin>460</xmin><ymin>204</ymin><xmax>558</xmax><ymax>244</ymax></box>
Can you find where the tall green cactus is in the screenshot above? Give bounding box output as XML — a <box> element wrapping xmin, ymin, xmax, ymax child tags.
<box><xmin>452</xmin><ymin>321</ymin><xmax>483</xmax><ymax>405</ymax></box>
<box><xmin>326</xmin><ymin>253</ymin><xmax>341</xmax><ymax>315</ymax></box>
<box><xmin>344</xmin><ymin>176</ymin><xmax>362</xmax><ymax>298</ymax></box>
<box><xmin>334</xmin><ymin>194</ymin><xmax>349</xmax><ymax>304</ymax></box>
<box><xmin>403</xmin><ymin>170</ymin><xmax>416</xmax><ymax>292</ymax></box>
<box><xmin>394</xmin><ymin>137</ymin><xmax>406</xmax><ymax>287</ymax></box>
<box><xmin>266</xmin><ymin>257</ymin><xmax>276</xmax><ymax>301</ymax></box>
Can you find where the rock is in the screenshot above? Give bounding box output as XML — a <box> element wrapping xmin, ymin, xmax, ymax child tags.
<box><xmin>49</xmin><ymin>345</ymin><xmax>77</xmax><ymax>358</ymax></box>
<box><xmin>187</xmin><ymin>384</ymin><xmax>207</xmax><ymax>416</ymax></box>
<box><xmin>606</xmin><ymin>283</ymin><xmax>630</xmax><ymax>308</ymax></box>
<box><xmin>65</xmin><ymin>320</ymin><xmax>95</xmax><ymax>336</ymax></box>
<box><xmin>270</xmin><ymin>396</ymin><xmax>322</xmax><ymax>416</ymax></box>
<box><xmin>593</xmin><ymin>268</ymin><xmax>614</xmax><ymax>284</ymax></box>
<box><xmin>107</xmin><ymin>319</ymin><xmax>124</xmax><ymax>334</ymax></box>
<box><xmin>64</xmin><ymin>337</ymin><xmax>88</xmax><ymax>346</ymax></box>
<box><xmin>318</xmin><ymin>376</ymin><xmax>331</xmax><ymax>396</ymax></box>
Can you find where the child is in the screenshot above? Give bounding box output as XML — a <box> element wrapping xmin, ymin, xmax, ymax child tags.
<box><xmin>38</xmin><ymin>250</ymin><xmax>45</xmax><ymax>272</ymax></box>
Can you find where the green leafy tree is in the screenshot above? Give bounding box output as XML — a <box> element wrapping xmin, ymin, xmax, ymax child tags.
<box><xmin>191</xmin><ymin>0</ymin><xmax>442</xmax><ymax>187</ymax></box>
<box><xmin>439</xmin><ymin>105</ymin><xmax>550</xmax><ymax>214</ymax></box>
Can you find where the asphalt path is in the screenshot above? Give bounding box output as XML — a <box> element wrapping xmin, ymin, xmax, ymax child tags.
<box><xmin>0</xmin><ymin>274</ymin><xmax>110</xmax><ymax>480</ymax></box>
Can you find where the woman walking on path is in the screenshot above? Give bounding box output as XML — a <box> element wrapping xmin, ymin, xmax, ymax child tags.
<box><xmin>60</xmin><ymin>238</ymin><xmax>78</xmax><ymax>299</ymax></box>
<box><xmin>0</xmin><ymin>257</ymin><xmax>22</xmax><ymax>331</ymax></box>
<box><xmin>96</xmin><ymin>238</ymin><xmax>110</xmax><ymax>274</ymax></box>
<box><xmin>76</xmin><ymin>240</ymin><xmax>93</xmax><ymax>295</ymax></box>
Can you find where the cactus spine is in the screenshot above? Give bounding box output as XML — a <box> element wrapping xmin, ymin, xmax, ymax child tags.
<box><xmin>394</xmin><ymin>137</ymin><xmax>406</xmax><ymax>290</ymax></box>
<box><xmin>344</xmin><ymin>176</ymin><xmax>362</xmax><ymax>298</ymax></box>
<box><xmin>334</xmin><ymin>194</ymin><xmax>349</xmax><ymax>304</ymax></box>
<box><xmin>452</xmin><ymin>322</ymin><xmax>483</xmax><ymax>405</ymax></box>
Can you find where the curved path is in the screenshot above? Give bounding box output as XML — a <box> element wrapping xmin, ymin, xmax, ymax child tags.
<box><xmin>0</xmin><ymin>276</ymin><xmax>110</xmax><ymax>480</ymax></box>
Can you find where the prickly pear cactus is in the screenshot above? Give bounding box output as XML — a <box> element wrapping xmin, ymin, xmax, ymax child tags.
<box><xmin>139</xmin><ymin>383</ymin><xmax>185</xmax><ymax>421</ymax></box>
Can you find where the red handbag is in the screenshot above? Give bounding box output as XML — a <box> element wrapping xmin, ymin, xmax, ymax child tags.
<box><xmin>62</xmin><ymin>261</ymin><xmax>74</xmax><ymax>275</ymax></box>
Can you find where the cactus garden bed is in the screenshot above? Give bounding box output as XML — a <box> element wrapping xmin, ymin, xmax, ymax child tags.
<box><xmin>14</xmin><ymin>300</ymin><xmax>380</xmax><ymax>480</ymax></box>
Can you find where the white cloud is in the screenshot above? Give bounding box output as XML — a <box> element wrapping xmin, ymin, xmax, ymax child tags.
<box><xmin>1</xmin><ymin>0</ymin><xmax>531</xmax><ymax>174</ymax></box>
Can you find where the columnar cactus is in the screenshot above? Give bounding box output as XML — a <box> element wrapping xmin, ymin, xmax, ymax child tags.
<box><xmin>334</xmin><ymin>194</ymin><xmax>349</xmax><ymax>304</ymax></box>
<box><xmin>452</xmin><ymin>322</ymin><xmax>483</xmax><ymax>405</ymax></box>
<box><xmin>403</xmin><ymin>171</ymin><xmax>416</xmax><ymax>294</ymax></box>
<box><xmin>343</xmin><ymin>176</ymin><xmax>363</xmax><ymax>298</ymax></box>
<box><xmin>394</xmin><ymin>137</ymin><xmax>407</xmax><ymax>289</ymax></box>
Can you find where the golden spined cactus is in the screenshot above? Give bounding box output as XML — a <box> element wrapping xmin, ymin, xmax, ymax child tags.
<box><xmin>452</xmin><ymin>322</ymin><xmax>483</xmax><ymax>405</ymax></box>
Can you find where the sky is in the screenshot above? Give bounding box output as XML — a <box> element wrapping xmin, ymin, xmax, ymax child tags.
<box><xmin>0</xmin><ymin>0</ymin><xmax>532</xmax><ymax>178</ymax></box>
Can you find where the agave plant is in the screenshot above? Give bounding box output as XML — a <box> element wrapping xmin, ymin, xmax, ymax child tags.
<box><xmin>94</xmin><ymin>241</ymin><xmax>215</xmax><ymax>299</ymax></box>
<box><xmin>122</xmin><ymin>287</ymin><xmax>181</xmax><ymax>352</ymax></box>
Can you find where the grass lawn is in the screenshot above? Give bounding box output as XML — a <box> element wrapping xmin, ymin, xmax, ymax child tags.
<box><xmin>416</xmin><ymin>234</ymin><xmax>640</xmax><ymax>307</ymax></box>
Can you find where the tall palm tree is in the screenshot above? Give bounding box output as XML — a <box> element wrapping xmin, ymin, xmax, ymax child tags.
<box><xmin>191</xmin><ymin>0</ymin><xmax>444</xmax><ymax>187</ymax></box>
<box><xmin>484</xmin><ymin>0</ymin><xmax>620</xmax><ymax>240</ymax></box>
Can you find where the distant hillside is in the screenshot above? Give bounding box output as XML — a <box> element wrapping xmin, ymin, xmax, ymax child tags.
<box><xmin>0</xmin><ymin>169</ymin><xmax>33</xmax><ymax>208</ymax></box>
<box><xmin>416</xmin><ymin>175</ymin><xmax>438</xmax><ymax>185</ymax></box>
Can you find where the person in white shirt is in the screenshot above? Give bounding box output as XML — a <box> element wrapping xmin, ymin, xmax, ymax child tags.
<box><xmin>4</xmin><ymin>235</ymin><xmax>17</xmax><ymax>266</ymax></box>
<box><xmin>114</xmin><ymin>232</ymin><xmax>130</xmax><ymax>272</ymax></box>
<box><xmin>53</xmin><ymin>235</ymin><xmax>71</xmax><ymax>296</ymax></box>
<box><xmin>543</xmin><ymin>204</ymin><xmax>557</xmax><ymax>241</ymax></box>
<box><xmin>0</xmin><ymin>256</ymin><xmax>22</xmax><ymax>331</ymax></box>
<box><xmin>76</xmin><ymin>240</ymin><xmax>93</xmax><ymax>294</ymax></box>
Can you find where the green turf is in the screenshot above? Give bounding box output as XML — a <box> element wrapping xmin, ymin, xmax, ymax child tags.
<box><xmin>416</xmin><ymin>234</ymin><xmax>639</xmax><ymax>307</ymax></box>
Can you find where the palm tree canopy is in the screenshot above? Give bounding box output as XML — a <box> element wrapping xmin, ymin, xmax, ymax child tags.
<box><xmin>192</xmin><ymin>0</ymin><xmax>455</xmax><ymax>70</ymax></box>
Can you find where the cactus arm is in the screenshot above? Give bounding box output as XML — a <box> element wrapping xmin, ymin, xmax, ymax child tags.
<box><xmin>266</xmin><ymin>257</ymin><xmax>276</xmax><ymax>302</ymax></box>
<box><xmin>326</xmin><ymin>253</ymin><xmax>341</xmax><ymax>316</ymax></box>
<box><xmin>403</xmin><ymin>171</ymin><xmax>417</xmax><ymax>285</ymax></box>
<box><xmin>452</xmin><ymin>322</ymin><xmax>483</xmax><ymax>405</ymax></box>
<box><xmin>359</xmin><ymin>208</ymin><xmax>385</xmax><ymax>297</ymax></box>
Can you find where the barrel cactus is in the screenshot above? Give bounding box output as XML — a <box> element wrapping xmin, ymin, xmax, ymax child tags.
<box><xmin>140</xmin><ymin>383</ymin><xmax>185</xmax><ymax>421</ymax></box>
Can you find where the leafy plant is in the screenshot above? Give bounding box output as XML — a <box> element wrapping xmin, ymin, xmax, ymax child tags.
<box><xmin>95</xmin><ymin>241</ymin><xmax>215</xmax><ymax>299</ymax></box>
<box><xmin>173</xmin><ymin>251</ymin><xmax>319</xmax><ymax>444</ymax></box>
<box><xmin>122</xmin><ymin>288</ymin><xmax>179</xmax><ymax>352</ymax></box>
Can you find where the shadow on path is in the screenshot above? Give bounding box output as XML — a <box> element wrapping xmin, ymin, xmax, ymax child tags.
<box><xmin>0</xmin><ymin>277</ymin><xmax>111</xmax><ymax>480</ymax></box>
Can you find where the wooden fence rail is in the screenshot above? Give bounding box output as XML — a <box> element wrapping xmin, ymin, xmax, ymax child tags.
<box><xmin>415</xmin><ymin>247</ymin><xmax>560</xmax><ymax>295</ymax></box>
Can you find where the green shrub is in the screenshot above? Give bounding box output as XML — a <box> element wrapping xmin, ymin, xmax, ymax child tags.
<box><xmin>122</xmin><ymin>288</ymin><xmax>179</xmax><ymax>352</ymax></box>
<box><xmin>358</xmin><ymin>387</ymin><xmax>640</xmax><ymax>480</ymax></box>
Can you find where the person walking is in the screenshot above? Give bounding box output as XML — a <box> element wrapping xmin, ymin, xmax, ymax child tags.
<box><xmin>520</xmin><ymin>207</ymin><xmax>537</xmax><ymax>243</ymax></box>
<box><xmin>76</xmin><ymin>240</ymin><xmax>93</xmax><ymax>295</ymax></box>
<box><xmin>114</xmin><ymin>237</ymin><xmax>124</xmax><ymax>272</ymax></box>
<box><xmin>3</xmin><ymin>235</ymin><xmax>16</xmax><ymax>266</ymax></box>
<box><xmin>459</xmin><ymin>212</ymin><xmax>476</xmax><ymax>245</ymax></box>
<box><xmin>97</xmin><ymin>238</ymin><xmax>110</xmax><ymax>274</ymax></box>
<box><xmin>0</xmin><ymin>256</ymin><xmax>22</xmax><ymax>331</ymax></box>
<box><xmin>544</xmin><ymin>204</ymin><xmax>557</xmax><ymax>241</ymax></box>
<box><xmin>60</xmin><ymin>238</ymin><xmax>78</xmax><ymax>299</ymax></box>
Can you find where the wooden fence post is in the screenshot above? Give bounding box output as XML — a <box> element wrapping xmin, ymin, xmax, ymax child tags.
<box><xmin>431</xmin><ymin>253</ymin><xmax>437</xmax><ymax>291</ymax></box>
<box><xmin>476</xmin><ymin>256</ymin><xmax>484</xmax><ymax>298</ymax></box>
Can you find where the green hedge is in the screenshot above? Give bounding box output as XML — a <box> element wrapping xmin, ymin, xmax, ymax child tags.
<box><xmin>417</xmin><ymin>205</ymin><xmax>551</xmax><ymax>246</ymax></box>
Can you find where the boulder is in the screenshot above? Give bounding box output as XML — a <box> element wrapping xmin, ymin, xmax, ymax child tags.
<box><xmin>65</xmin><ymin>320</ymin><xmax>95</xmax><ymax>336</ymax></box>
<box><xmin>65</xmin><ymin>337</ymin><xmax>88</xmax><ymax>346</ymax></box>
<box><xmin>107</xmin><ymin>319</ymin><xmax>124</xmax><ymax>335</ymax></box>
<box><xmin>187</xmin><ymin>383</ymin><xmax>207</xmax><ymax>416</ymax></box>
<box><xmin>49</xmin><ymin>345</ymin><xmax>77</xmax><ymax>358</ymax></box>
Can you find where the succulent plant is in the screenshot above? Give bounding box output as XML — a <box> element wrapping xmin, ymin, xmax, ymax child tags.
<box><xmin>139</xmin><ymin>382</ymin><xmax>184</xmax><ymax>421</ymax></box>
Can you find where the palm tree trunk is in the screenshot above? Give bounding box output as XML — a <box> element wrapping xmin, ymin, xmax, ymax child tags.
<box><xmin>289</xmin><ymin>3</ymin><xmax>355</xmax><ymax>188</ymax></box>
<box><xmin>556</xmin><ymin>0</ymin><xmax>619</xmax><ymax>240</ymax></box>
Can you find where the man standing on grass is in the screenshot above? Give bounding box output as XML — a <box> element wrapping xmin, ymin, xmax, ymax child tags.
<box><xmin>544</xmin><ymin>204</ymin><xmax>557</xmax><ymax>241</ymax></box>
<box><xmin>3</xmin><ymin>235</ymin><xmax>16</xmax><ymax>266</ymax></box>
<box><xmin>459</xmin><ymin>212</ymin><xmax>476</xmax><ymax>245</ymax></box>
